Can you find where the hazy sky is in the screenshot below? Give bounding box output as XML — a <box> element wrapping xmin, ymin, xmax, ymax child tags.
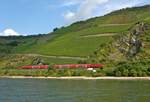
<box><xmin>0</xmin><ymin>0</ymin><xmax>150</xmax><ymax>36</ymax></box>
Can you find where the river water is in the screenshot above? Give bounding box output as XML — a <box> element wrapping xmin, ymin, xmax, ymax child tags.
<box><xmin>0</xmin><ymin>78</ymin><xmax>149</xmax><ymax>102</ymax></box>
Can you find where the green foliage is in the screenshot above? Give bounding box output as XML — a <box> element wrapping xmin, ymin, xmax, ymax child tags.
<box><xmin>0</xmin><ymin>68</ymin><xmax>106</xmax><ymax>77</ymax></box>
<box><xmin>0</xmin><ymin>54</ymin><xmax>79</xmax><ymax>70</ymax></box>
<box><xmin>77</xmin><ymin>60</ymin><xmax>87</xmax><ymax>64</ymax></box>
<box><xmin>113</xmin><ymin>60</ymin><xmax>150</xmax><ymax>77</ymax></box>
<box><xmin>53</xmin><ymin>27</ymin><xmax>59</xmax><ymax>32</ymax></box>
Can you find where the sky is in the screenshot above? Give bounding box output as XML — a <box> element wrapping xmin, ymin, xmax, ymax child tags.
<box><xmin>0</xmin><ymin>0</ymin><xmax>150</xmax><ymax>36</ymax></box>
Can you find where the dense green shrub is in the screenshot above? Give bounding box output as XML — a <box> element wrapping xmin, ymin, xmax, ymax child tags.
<box><xmin>113</xmin><ymin>60</ymin><xmax>150</xmax><ymax>77</ymax></box>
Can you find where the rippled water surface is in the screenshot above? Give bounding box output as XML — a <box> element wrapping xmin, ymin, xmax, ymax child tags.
<box><xmin>0</xmin><ymin>78</ymin><xmax>149</xmax><ymax>102</ymax></box>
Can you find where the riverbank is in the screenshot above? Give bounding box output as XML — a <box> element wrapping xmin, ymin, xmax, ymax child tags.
<box><xmin>0</xmin><ymin>76</ymin><xmax>150</xmax><ymax>80</ymax></box>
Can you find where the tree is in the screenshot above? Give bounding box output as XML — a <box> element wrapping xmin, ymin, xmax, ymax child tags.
<box><xmin>53</xmin><ymin>27</ymin><xmax>59</xmax><ymax>32</ymax></box>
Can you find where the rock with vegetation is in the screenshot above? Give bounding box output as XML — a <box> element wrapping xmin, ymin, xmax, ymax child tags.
<box><xmin>88</xmin><ymin>22</ymin><xmax>150</xmax><ymax>76</ymax></box>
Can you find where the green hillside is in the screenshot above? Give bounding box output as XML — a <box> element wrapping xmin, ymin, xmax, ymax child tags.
<box><xmin>86</xmin><ymin>21</ymin><xmax>150</xmax><ymax>76</ymax></box>
<box><xmin>0</xmin><ymin>5</ymin><xmax>150</xmax><ymax>76</ymax></box>
<box><xmin>11</xmin><ymin>5</ymin><xmax>150</xmax><ymax>57</ymax></box>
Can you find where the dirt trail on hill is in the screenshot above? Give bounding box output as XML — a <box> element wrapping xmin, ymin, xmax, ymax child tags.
<box><xmin>82</xmin><ymin>33</ymin><xmax>117</xmax><ymax>38</ymax></box>
<box><xmin>81</xmin><ymin>24</ymin><xmax>129</xmax><ymax>38</ymax></box>
<box><xmin>13</xmin><ymin>54</ymin><xmax>86</xmax><ymax>60</ymax></box>
<box><xmin>98</xmin><ymin>24</ymin><xmax>129</xmax><ymax>27</ymax></box>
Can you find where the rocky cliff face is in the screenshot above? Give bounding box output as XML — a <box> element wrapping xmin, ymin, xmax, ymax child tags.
<box><xmin>116</xmin><ymin>22</ymin><xmax>146</xmax><ymax>58</ymax></box>
<box><xmin>88</xmin><ymin>22</ymin><xmax>150</xmax><ymax>63</ymax></box>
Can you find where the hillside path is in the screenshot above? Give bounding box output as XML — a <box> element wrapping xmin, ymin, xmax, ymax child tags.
<box><xmin>82</xmin><ymin>33</ymin><xmax>117</xmax><ymax>38</ymax></box>
<box><xmin>13</xmin><ymin>54</ymin><xmax>87</xmax><ymax>60</ymax></box>
<box><xmin>98</xmin><ymin>24</ymin><xmax>129</xmax><ymax>27</ymax></box>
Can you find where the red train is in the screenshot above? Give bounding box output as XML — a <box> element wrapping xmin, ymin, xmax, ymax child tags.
<box><xmin>20</xmin><ymin>64</ymin><xmax>104</xmax><ymax>69</ymax></box>
<box><xmin>20</xmin><ymin>65</ymin><xmax>49</xmax><ymax>69</ymax></box>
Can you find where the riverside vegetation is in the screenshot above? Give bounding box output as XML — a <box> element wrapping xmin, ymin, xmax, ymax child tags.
<box><xmin>0</xmin><ymin>5</ymin><xmax>150</xmax><ymax>77</ymax></box>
